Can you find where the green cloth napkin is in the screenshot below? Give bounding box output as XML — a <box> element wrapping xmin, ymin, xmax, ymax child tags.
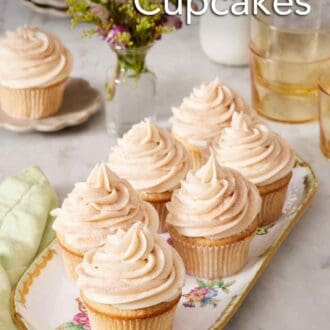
<box><xmin>0</xmin><ymin>166</ymin><xmax>58</xmax><ymax>329</ymax></box>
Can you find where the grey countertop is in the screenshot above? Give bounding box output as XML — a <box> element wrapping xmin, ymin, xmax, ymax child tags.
<box><xmin>1</xmin><ymin>1</ymin><xmax>329</xmax><ymax>329</ymax></box>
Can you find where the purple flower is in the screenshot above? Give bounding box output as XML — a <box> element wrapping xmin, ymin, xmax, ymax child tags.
<box><xmin>90</xmin><ymin>5</ymin><xmax>110</xmax><ymax>24</ymax></box>
<box><xmin>73</xmin><ymin>312</ymin><xmax>90</xmax><ymax>330</ymax></box>
<box><xmin>163</xmin><ymin>16</ymin><xmax>182</xmax><ymax>30</ymax></box>
<box><xmin>106</xmin><ymin>25</ymin><xmax>128</xmax><ymax>48</ymax></box>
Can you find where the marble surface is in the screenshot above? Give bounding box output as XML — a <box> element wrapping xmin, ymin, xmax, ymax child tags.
<box><xmin>0</xmin><ymin>1</ymin><xmax>329</xmax><ymax>329</ymax></box>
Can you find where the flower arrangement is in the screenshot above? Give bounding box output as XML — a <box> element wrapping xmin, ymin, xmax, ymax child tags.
<box><xmin>67</xmin><ymin>0</ymin><xmax>183</xmax><ymax>74</ymax></box>
<box><xmin>182</xmin><ymin>279</ymin><xmax>235</xmax><ymax>308</ymax></box>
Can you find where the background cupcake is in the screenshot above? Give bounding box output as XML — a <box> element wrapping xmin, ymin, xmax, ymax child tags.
<box><xmin>52</xmin><ymin>163</ymin><xmax>159</xmax><ymax>281</ymax></box>
<box><xmin>212</xmin><ymin>112</ymin><xmax>296</xmax><ymax>226</ymax></box>
<box><xmin>0</xmin><ymin>26</ymin><xmax>72</xmax><ymax>119</ymax></box>
<box><xmin>77</xmin><ymin>222</ymin><xmax>185</xmax><ymax>330</ymax></box>
<box><xmin>170</xmin><ymin>77</ymin><xmax>255</xmax><ymax>168</ymax></box>
<box><xmin>167</xmin><ymin>152</ymin><xmax>261</xmax><ymax>279</ymax></box>
<box><xmin>109</xmin><ymin>118</ymin><xmax>191</xmax><ymax>232</ymax></box>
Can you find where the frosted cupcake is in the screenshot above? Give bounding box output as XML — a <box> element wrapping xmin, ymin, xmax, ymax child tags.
<box><xmin>211</xmin><ymin>112</ymin><xmax>296</xmax><ymax>226</ymax></box>
<box><xmin>77</xmin><ymin>222</ymin><xmax>185</xmax><ymax>330</ymax></box>
<box><xmin>166</xmin><ymin>152</ymin><xmax>261</xmax><ymax>279</ymax></box>
<box><xmin>170</xmin><ymin>78</ymin><xmax>255</xmax><ymax>168</ymax></box>
<box><xmin>52</xmin><ymin>163</ymin><xmax>159</xmax><ymax>281</ymax></box>
<box><xmin>0</xmin><ymin>26</ymin><xmax>72</xmax><ymax>119</ymax></box>
<box><xmin>109</xmin><ymin>119</ymin><xmax>190</xmax><ymax>233</ymax></box>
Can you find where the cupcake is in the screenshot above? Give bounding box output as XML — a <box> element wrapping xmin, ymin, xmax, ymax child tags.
<box><xmin>0</xmin><ymin>26</ymin><xmax>72</xmax><ymax>119</ymax></box>
<box><xmin>211</xmin><ymin>112</ymin><xmax>296</xmax><ymax>226</ymax></box>
<box><xmin>76</xmin><ymin>222</ymin><xmax>185</xmax><ymax>330</ymax></box>
<box><xmin>170</xmin><ymin>77</ymin><xmax>255</xmax><ymax>168</ymax></box>
<box><xmin>52</xmin><ymin>163</ymin><xmax>159</xmax><ymax>281</ymax></box>
<box><xmin>109</xmin><ymin>118</ymin><xmax>191</xmax><ymax>233</ymax></box>
<box><xmin>167</xmin><ymin>152</ymin><xmax>261</xmax><ymax>279</ymax></box>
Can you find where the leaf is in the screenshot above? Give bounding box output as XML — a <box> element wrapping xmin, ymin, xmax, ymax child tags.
<box><xmin>225</xmin><ymin>281</ymin><xmax>235</xmax><ymax>288</ymax></box>
<box><xmin>223</xmin><ymin>288</ymin><xmax>230</xmax><ymax>294</ymax></box>
<box><xmin>56</xmin><ymin>322</ymin><xmax>83</xmax><ymax>330</ymax></box>
<box><xmin>207</xmin><ymin>281</ymin><xmax>215</xmax><ymax>288</ymax></box>
<box><xmin>196</xmin><ymin>279</ymin><xmax>206</xmax><ymax>288</ymax></box>
<box><xmin>217</xmin><ymin>280</ymin><xmax>224</xmax><ymax>288</ymax></box>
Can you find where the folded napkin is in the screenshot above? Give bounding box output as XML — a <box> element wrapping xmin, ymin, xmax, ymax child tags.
<box><xmin>0</xmin><ymin>166</ymin><xmax>58</xmax><ymax>329</ymax></box>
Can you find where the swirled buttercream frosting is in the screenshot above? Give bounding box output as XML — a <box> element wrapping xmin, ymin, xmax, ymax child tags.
<box><xmin>52</xmin><ymin>163</ymin><xmax>159</xmax><ymax>252</ymax></box>
<box><xmin>76</xmin><ymin>222</ymin><xmax>185</xmax><ymax>310</ymax></box>
<box><xmin>109</xmin><ymin>118</ymin><xmax>191</xmax><ymax>193</ymax></box>
<box><xmin>170</xmin><ymin>78</ymin><xmax>255</xmax><ymax>149</ymax></box>
<box><xmin>0</xmin><ymin>26</ymin><xmax>72</xmax><ymax>88</ymax></box>
<box><xmin>166</xmin><ymin>152</ymin><xmax>261</xmax><ymax>239</ymax></box>
<box><xmin>211</xmin><ymin>112</ymin><xmax>296</xmax><ymax>186</ymax></box>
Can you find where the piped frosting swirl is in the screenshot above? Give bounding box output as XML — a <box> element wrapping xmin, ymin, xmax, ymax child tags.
<box><xmin>109</xmin><ymin>119</ymin><xmax>191</xmax><ymax>193</ymax></box>
<box><xmin>0</xmin><ymin>26</ymin><xmax>72</xmax><ymax>88</ymax></box>
<box><xmin>170</xmin><ymin>78</ymin><xmax>255</xmax><ymax>149</ymax></box>
<box><xmin>76</xmin><ymin>222</ymin><xmax>185</xmax><ymax>310</ymax></box>
<box><xmin>211</xmin><ymin>112</ymin><xmax>296</xmax><ymax>186</ymax></box>
<box><xmin>52</xmin><ymin>163</ymin><xmax>159</xmax><ymax>252</ymax></box>
<box><xmin>166</xmin><ymin>153</ymin><xmax>261</xmax><ymax>239</ymax></box>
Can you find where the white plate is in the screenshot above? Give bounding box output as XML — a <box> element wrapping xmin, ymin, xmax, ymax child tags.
<box><xmin>11</xmin><ymin>158</ymin><xmax>317</xmax><ymax>329</ymax></box>
<box><xmin>31</xmin><ymin>0</ymin><xmax>67</xmax><ymax>9</ymax></box>
<box><xmin>0</xmin><ymin>78</ymin><xmax>102</xmax><ymax>133</ymax></box>
<box><xmin>21</xmin><ymin>0</ymin><xmax>69</xmax><ymax>18</ymax></box>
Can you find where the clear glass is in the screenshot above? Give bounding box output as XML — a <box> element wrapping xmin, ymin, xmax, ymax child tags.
<box><xmin>250</xmin><ymin>1</ymin><xmax>330</xmax><ymax>123</ymax></box>
<box><xmin>105</xmin><ymin>45</ymin><xmax>156</xmax><ymax>136</ymax></box>
<box><xmin>318</xmin><ymin>73</ymin><xmax>330</xmax><ymax>159</ymax></box>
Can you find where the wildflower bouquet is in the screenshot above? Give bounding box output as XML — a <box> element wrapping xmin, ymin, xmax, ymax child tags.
<box><xmin>67</xmin><ymin>0</ymin><xmax>183</xmax><ymax>74</ymax></box>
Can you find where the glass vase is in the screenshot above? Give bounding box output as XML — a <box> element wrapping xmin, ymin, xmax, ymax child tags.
<box><xmin>105</xmin><ymin>45</ymin><xmax>156</xmax><ymax>136</ymax></box>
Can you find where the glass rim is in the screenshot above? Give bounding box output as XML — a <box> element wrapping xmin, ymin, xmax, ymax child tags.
<box><xmin>112</xmin><ymin>44</ymin><xmax>153</xmax><ymax>54</ymax></box>
<box><xmin>319</xmin><ymin>73</ymin><xmax>330</xmax><ymax>95</ymax></box>
<box><xmin>249</xmin><ymin>43</ymin><xmax>330</xmax><ymax>65</ymax></box>
<box><xmin>252</xmin><ymin>13</ymin><xmax>330</xmax><ymax>34</ymax></box>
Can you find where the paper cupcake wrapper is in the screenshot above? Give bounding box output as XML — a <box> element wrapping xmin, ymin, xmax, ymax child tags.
<box><xmin>257</xmin><ymin>175</ymin><xmax>291</xmax><ymax>226</ymax></box>
<box><xmin>188</xmin><ymin>149</ymin><xmax>202</xmax><ymax>171</ymax></box>
<box><xmin>170</xmin><ymin>231</ymin><xmax>255</xmax><ymax>279</ymax></box>
<box><xmin>0</xmin><ymin>78</ymin><xmax>67</xmax><ymax>119</ymax></box>
<box><xmin>85</xmin><ymin>303</ymin><xmax>177</xmax><ymax>330</ymax></box>
<box><xmin>82</xmin><ymin>294</ymin><xmax>180</xmax><ymax>330</ymax></box>
<box><xmin>172</xmin><ymin>133</ymin><xmax>202</xmax><ymax>170</ymax></box>
<box><xmin>140</xmin><ymin>192</ymin><xmax>172</xmax><ymax>234</ymax></box>
<box><xmin>57</xmin><ymin>239</ymin><xmax>83</xmax><ymax>283</ymax></box>
<box><xmin>150</xmin><ymin>201</ymin><xmax>169</xmax><ymax>233</ymax></box>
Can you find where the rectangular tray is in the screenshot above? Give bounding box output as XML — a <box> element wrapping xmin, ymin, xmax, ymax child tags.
<box><xmin>11</xmin><ymin>157</ymin><xmax>317</xmax><ymax>330</ymax></box>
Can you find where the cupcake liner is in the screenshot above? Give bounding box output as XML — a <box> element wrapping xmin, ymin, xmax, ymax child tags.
<box><xmin>0</xmin><ymin>78</ymin><xmax>68</xmax><ymax>119</ymax></box>
<box><xmin>257</xmin><ymin>172</ymin><xmax>292</xmax><ymax>226</ymax></box>
<box><xmin>150</xmin><ymin>201</ymin><xmax>169</xmax><ymax>233</ymax></box>
<box><xmin>168</xmin><ymin>224</ymin><xmax>257</xmax><ymax>279</ymax></box>
<box><xmin>172</xmin><ymin>133</ymin><xmax>202</xmax><ymax>170</ymax></box>
<box><xmin>140</xmin><ymin>191</ymin><xmax>172</xmax><ymax>234</ymax></box>
<box><xmin>56</xmin><ymin>235</ymin><xmax>83</xmax><ymax>283</ymax></box>
<box><xmin>188</xmin><ymin>149</ymin><xmax>202</xmax><ymax>171</ymax></box>
<box><xmin>82</xmin><ymin>294</ymin><xmax>180</xmax><ymax>330</ymax></box>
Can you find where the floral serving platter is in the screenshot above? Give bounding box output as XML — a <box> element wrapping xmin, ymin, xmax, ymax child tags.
<box><xmin>0</xmin><ymin>78</ymin><xmax>102</xmax><ymax>133</ymax></box>
<box><xmin>11</xmin><ymin>157</ymin><xmax>317</xmax><ymax>330</ymax></box>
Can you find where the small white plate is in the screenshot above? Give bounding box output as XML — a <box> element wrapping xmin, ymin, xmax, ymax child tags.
<box><xmin>31</xmin><ymin>0</ymin><xmax>68</xmax><ymax>9</ymax></box>
<box><xmin>0</xmin><ymin>78</ymin><xmax>102</xmax><ymax>133</ymax></box>
<box><xmin>11</xmin><ymin>158</ymin><xmax>317</xmax><ymax>329</ymax></box>
<box><xmin>21</xmin><ymin>0</ymin><xmax>69</xmax><ymax>18</ymax></box>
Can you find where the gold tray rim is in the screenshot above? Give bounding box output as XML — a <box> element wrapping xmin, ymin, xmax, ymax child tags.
<box><xmin>10</xmin><ymin>156</ymin><xmax>318</xmax><ymax>330</ymax></box>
